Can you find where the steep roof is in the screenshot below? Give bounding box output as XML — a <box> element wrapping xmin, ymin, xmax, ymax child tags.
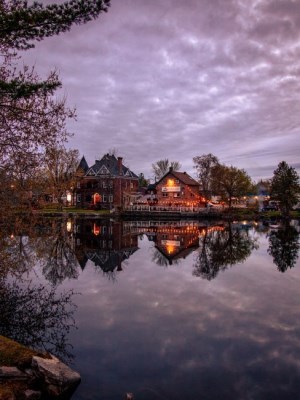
<box><xmin>85</xmin><ymin>154</ymin><xmax>138</xmax><ymax>178</ymax></box>
<box><xmin>156</xmin><ymin>169</ymin><xmax>199</xmax><ymax>187</ymax></box>
<box><xmin>77</xmin><ymin>156</ymin><xmax>89</xmax><ymax>173</ymax></box>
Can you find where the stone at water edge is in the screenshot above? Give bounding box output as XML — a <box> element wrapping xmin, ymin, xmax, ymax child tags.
<box><xmin>31</xmin><ymin>354</ymin><xmax>81</xmax><ymax>397</ymax></box>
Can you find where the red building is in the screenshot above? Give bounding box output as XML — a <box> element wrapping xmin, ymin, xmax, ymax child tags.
<box><xmin>155</xmin><ymin>168</ymin><xmax>203</xmax><ymax>206</ymax></box>
<box><xmin>75</xmin><ymin>154</ymin><xmax>139</xmax><ymax>209</ymax></box>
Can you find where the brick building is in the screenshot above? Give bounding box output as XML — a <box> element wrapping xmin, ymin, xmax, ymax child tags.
<box><xmin>74</xmin><ymin>154</ymin><xmax>139</xmax><ymax>209</ymax></box>
<box><xmin>155</xmin><ymin>168</ymin><xmax>202</xmax><ymax>206</ymax></box>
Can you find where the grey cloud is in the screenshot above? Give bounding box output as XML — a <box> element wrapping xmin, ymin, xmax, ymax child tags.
<box><xmin>22</xmin><ymin>0</ymin><xmax>300</xmax><ymax>180</ymax></box>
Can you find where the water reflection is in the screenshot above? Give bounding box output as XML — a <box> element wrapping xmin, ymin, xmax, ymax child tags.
<box><xmin>268</xmin><ymin>222</ymin><xmax>300</xmax><ymax>272</ymax></box>
<box><xmin>2</xmin><ymin>217</ymin><xmax>300</xmax><ymax>283</ymax></box>
<box><xmin>73</xmin><ymin>219</ymin><xmax>139</xmax><ymax>280</ymax></box>
<box><xmin>0</xmin><ymin>279</ymin><xmax>76</xmax><ymax>362</ymax></box>
<box><xmin>193</xmin><ymin>222</ymin><xmax>259</xmax><ymax>280</ymax></box>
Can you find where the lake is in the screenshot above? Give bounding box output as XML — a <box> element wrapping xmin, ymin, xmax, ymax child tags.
<box><xmin>1</xmin><ymin>216</ymin><xmax>300</xmax><ymax>400</ymax></box>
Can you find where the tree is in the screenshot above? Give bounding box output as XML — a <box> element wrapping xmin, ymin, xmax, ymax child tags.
<box><xmin>138</xmin><ymin>173</ymin><xmax>148</xmax><ymax>188</ymax></box>
<box><xmin>268</xmin><ymin>223</ymin><xmax>299</xmax><ymax>272</ymax></box>
<box><xmin>43</xmin><ymin>145</ymin><xmax>79</xmax><ymax>209</ymax></box>
<box><xmin>152</xmin><ymin>159</ymin><xmax>181</xmax><ymax>181</ymax></box>
<box><xmin>211</xmin><ymin>164</ymin><xmax>254</xmax><ymax>207</ymax></box>
<box><xmin>0</xmin><ymin>0</ymin><xmax>110</xmax><ymax>196</ymax></box>
<box><xmin>0</xmin><ymin>0</ymin><xmax>110</xmax><ymax>50</ymax></box>
<box><xmin>193</xmin><ymin>223</ymin><xmax>258</xmax><ymax>280</ymax></box>
<box><xmin>193</xmin><ymin>153</ymin><xmax>219</xmax><ymax>200</ymax></box>
<box><xmin>270</xmin><ymin>161</ymin><xmax>300</xmax><ymax>218</ymax></box>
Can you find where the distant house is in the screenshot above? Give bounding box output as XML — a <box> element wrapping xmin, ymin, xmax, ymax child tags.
<box><xmin>74</xmin><ymin>154</ymin><xmax>139</xmax><ymax>209</ymax></box>
<box><xmin>154</xmin><ymin>167</ymin><xmax>202</xmax><ymax>206</ymax></box>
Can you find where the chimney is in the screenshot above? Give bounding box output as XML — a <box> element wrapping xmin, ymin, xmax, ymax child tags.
<box><xmin>117</xmin><ymin>157</ymin><xmax>123</xmax><ymax>175</ymax></box>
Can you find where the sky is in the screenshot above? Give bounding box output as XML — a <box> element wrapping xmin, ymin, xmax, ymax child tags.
<box><xmin>23</xmin><ymin>0</ymin><xmax>300</xmax><ymax>182</ymax></box>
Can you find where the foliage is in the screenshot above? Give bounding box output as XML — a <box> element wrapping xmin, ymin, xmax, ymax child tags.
<box><xmin>193</xmin><ymin>223</ymin><xmax>258</xmax><ymax>280</ymax></box>
<box><xmin>211</xmin><ymin>164</ymin><xmax>254</xmax><ymax>207</ymax></box>
<box><xmin>270</xmin><ymin>161</ymin><xmax>300</xmax><ymax>217</ymax></box>
<box><xmin>43</xmin><ymin>145</ymin><xmax>79</xmax><ymax>209</ymax></box>
<box><xmin>0</xmin><ymin>279</ymin><xmax>77</xmax><ymax>362</ymax></box>
<box><xmin>138</xmin><ymin>172</ymin><xmax>148</xmax><ymax>188</ymax></box>
<box><xmin>268</xmin><ymin>223</ymin><xmax>300</xmax><ymax>272</ymax></box>
<box><xmin>0</xmin><ymin>0</ymin><xmax>110</xmax><ymax>211</ymax></box>
<box><xmin>152</xmin><ymin>159</ymin><xmax>181</xmax><ymax>180</ymax></box>
<box><xmin>193</xmin><ymin>153</ymin><xmax>219</xmax><ymax>200</ymax></box>
<box><xmin>0</xmin><ymin>0</ymin><xmax>110</xmax><ymax>50</ymax></box>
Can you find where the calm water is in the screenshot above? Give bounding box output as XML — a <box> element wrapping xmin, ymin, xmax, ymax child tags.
<box><xmin>1</xmin><ymin>217</ymin><xmax>300</xmax><ymax>400</ymax></box>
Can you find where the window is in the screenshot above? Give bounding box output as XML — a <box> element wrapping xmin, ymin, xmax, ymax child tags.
<box><xmin>163</xmin><ymin>192</ymin><xmax>168</xmax><ymax>197</ymax></box>
<box><xmin>109</xmin><ymin>195</ymin><xmax>113</xmax><ymax>203</ymax></box>
<box><xmin>77</xmin><ymin>182</ymin><xmax>80</xmax><ymax>188</ymax></box>
<box><xmin>77</xmin><ymin>194</ymin><xmax>81</xmax><ymax>202</ymax></box>
<box><xmin>109</xmin><ymin>180</ymin><xmax>113</xmax><ymax>188</ymax></box>
<box><xmin>130</xmin><ymin>182</ymin><xmax>133</xmax><ymax>189</ymax></box>
<box><xmin>174</xmin><ymin>193</ymin><xmax>180</xmax><ymax>197</ymax></box>
<box><xmin>102</xmin><ymin>181</ymin><xmax>107</xmax><ymax>188</ymax></box>
<box><xmin>103</xmin><ymin>194</ymin><xmax>107</xmax><ymax>202</ymax></box>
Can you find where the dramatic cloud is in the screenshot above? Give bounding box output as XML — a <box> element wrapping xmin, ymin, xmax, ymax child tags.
<box><xmin>23</xmin><ymin>0</ymin><xmax>300</xmax><ymax>180</ymax></box>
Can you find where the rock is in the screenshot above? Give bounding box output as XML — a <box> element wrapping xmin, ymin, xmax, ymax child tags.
<box><xmin>24</xmin><ymin>390</ymin><xmax>41</xmax><ymax>399</ymax></box>
<box><xmin>0</xmin><ymin>366</ymin><xmax>29</xmax><ymax>381</ymax></box>
<box><xmin>31</xmin><ymin>355</ymin><xmax>81</xmax><ymax>397</ymax></box>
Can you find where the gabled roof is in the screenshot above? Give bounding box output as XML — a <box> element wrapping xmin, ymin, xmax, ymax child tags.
<box><xmin>156</xmin><ymin>168</ymin><xmax>199</xmax><ymax>187</ymax></box>
<box><xmin>77</xmin><ymin>156</ymin><xmax>89</xmax><ymax>173</ymax></box>
<box><xmin>85</xmin><ymin>154</ymin><xmax>138</xmax><ymax>178</ymax></box>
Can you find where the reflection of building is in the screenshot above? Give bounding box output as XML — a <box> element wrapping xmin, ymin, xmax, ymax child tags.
<box><xmin>75</xmin><ymin>154</ymin><xmax>139</xmax><ymax>209</ymax></box>
<box><xmin>73</xmin><ymin>218</ymin><xmax>139</xmax><ymax>273</ymax></box>
<box><xmin>155</xmin><ymin>168</ymin><xmax>202</xmax><ymax>206</ymax></box>
<box><xmin>153</xmin><ymin>224</ymin><xmax>200</xmax><ymax>264</ymax></box>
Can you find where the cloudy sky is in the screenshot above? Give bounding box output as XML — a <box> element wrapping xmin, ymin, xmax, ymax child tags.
<box><xmin>24</xmin><ymin>0</ymin><xmax>300</xmax><ymax>181</ymax></box>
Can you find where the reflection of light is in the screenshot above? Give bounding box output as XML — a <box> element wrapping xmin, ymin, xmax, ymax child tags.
<box><xmin>93</xmin><ymin>223</ymin><xmax>101</xmax><ymax>236</ymax></box>
<box><xmin>66</xmin><ymin>220</ymin><xmax>72</xmax><ymax>232</ymax></box>
<box><xmin>10</xmin><ymin>234</ymin><xmax>14</xmax><ymax>239</ymax></box>
<box><xmin>167</xmin><ymin>245</ymin><xmax>175</xmax><ymax>254</ymax></box>
<box><xmin>66</xmin><ymin>193</ymin><xmax>72</xmax><ymax>202</ymax></box>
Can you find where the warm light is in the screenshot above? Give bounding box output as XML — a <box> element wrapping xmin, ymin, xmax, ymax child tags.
<box><xmin>66</xmin><ymin>193</ymin><xmax>72</xmax><ymax>202</ymax></box>
<box><xmin>93</xmin><ymin>223</ymin><xmax>101</xmax><ymax>236</ymax></box>
<box><xmin>166</xmin><ymin>245</ymin><xmax>175</xmax><ymax>254</ymax></box>
<box><xmin>167</xmin><ymin>179</ymin><xmax>174</xmax><ymax>186</ymax></box>
<box><xmin>66</xmin><ymin>220</ymin><xmax>72</xmax><ymax>232</ymax></box>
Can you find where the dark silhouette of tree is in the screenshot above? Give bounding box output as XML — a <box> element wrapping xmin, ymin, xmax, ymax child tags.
<box><xmin>0</xmin><ymin>0</ymin><xmax>110</xmax><ymax>51</ymax></box>
<box><xmin>0</xmin><ymin>279</ymin><xmax>77</xmax><ymax>362</ymax></box>
<box><xmin>193</xmin><ymin>223</ymin><xmax>258</xmax><ymax>280</ymax></box>
<box><xmin>193</xmin><ymin>153</ymin><xmax>219</xmax><ymax>200</ymax></box>
<box><xmin>152</xmin><ymin>159</ymin><xmax>181</xmax><ymax>180</ymax></box>
<box><xmin>211</xmin><ymin>164</ymin><xmax>254</xmax><ymax>207</ymax></box>
<box><xmin>0</xmin><ymin>0</ymin><xmax>110</xmax><ymax>199</ymax></box>
<box><xmin>268</xmin><ymin>223</ymin><xmax>300</xmax><ymax>272</ymax></box>
<box><xmin>270</xmin><ymin>161</ymin><xmax>300</xmax><ymax>218</ymax></box>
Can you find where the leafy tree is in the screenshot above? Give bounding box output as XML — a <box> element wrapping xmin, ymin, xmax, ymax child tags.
<box><xmin>193</xmin><ymin>153</ymin><xmax>219</xmax><ymax>200</ymax></box>
<box><xmin>138</xmin><ymin>173</ymin><xmax>149</xmax><ymax>188</ymax></box>
<box><xmin>152</xmin><ymin>159</ymin><xmax>181</xmax><ymax>181</ymax></box>
<box><xmin>193</xmin><ymin>223</ymin><xmax>258</xmax><ymax>280</ymax></box>
<box><xmin>0</xmin><ymin>0</ymin><xmax>110</xmax><ymax>198</ymax></box>
<box><xmin>43</xmin><ymin>145</ymin><xmax>79</xmax><ymax>209</ymax></box>
<box><xmin>270</xmin><ymin>161</ymin><xmax>300</xmax><ymax>217</ymax></box>
<box><xmin>211</xmin><ymin>164</ymin><xmax>254</xmax><ymax>207</ymax></box>
<box><xmin>268</xmin><ymin>223</ymin><xmax>300</xmax><ymax>272</ymax></box>
<box><xmin>0</xmin><ymin>0</ymin><xmax>110</xmax><ymax>50</ymax></box>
